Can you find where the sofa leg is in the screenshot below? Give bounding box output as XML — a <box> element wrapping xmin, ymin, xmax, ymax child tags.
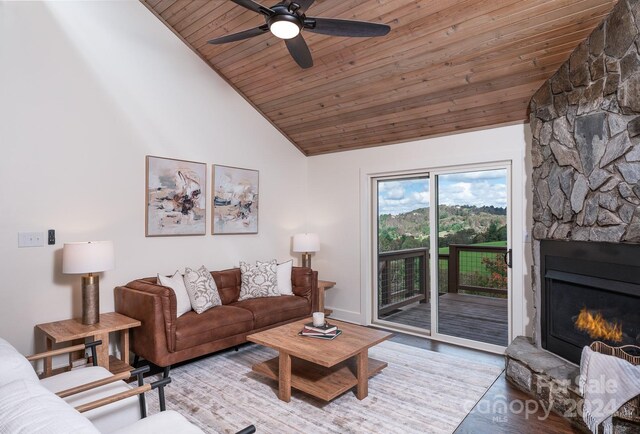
<box><xmin>133</xmin><ymin>355</ymin><xmax>139</xmax><ymax>368</ymax></box>
<box><xmin>235</xmin><ymin>346</ymin><xmax>239</xmax><ymax>352</ymax></box>
<box><xmin>163</xmin><ymin>366</ymin><xmax>171</xmax><ymax>379</ymax></box>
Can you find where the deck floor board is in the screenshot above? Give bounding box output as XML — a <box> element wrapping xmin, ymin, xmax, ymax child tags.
<box><xmin>381</xmin><ymin>293</ymin><xmax>508</xmax><ymax>346</ymax></box>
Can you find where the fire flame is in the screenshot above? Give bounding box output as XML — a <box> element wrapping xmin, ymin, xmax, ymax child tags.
<box><xmin>575</xmin><ymin>307</ymin><xmax>623</xmax><ymax>343</ymax></box>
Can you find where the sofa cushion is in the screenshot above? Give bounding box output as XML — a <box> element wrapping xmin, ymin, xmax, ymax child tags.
<box><xmin>211</xmin><ymin>268</ymin><xmax>242</xmax><ymax>305</ymax></box>
<box><xmin>0</xmin><ymin>337</ymin><xmax>39</xmax><ymax>387</ymax></box>
<box><xmin>40</xmin><ymin>366</ymin><xmax>141</xmax><ymax>433</ymax></box>
<box><xmin>175</xmin><ymin>306</ymin><xmax>254</xmax><ymax>351</ymax></box>
<box><xmin>0</xmin><ymin>379</ymin><xmax>99</xmax><ymax>434</ymax></box>
<box><xmin>110</xmin><ymin>410</ymin><xmax>204</xmax><ymax>434</ymax></box>
<box><xmin>232</xmin><ymin>295</ymin><xmax>310</xmax><ymax>329</ymax></box>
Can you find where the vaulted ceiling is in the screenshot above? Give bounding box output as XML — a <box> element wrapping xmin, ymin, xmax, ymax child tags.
<box><xmin>142</xmin><ymin>0</ymin><xmax>617</xmax><ymax>156</ymax></box>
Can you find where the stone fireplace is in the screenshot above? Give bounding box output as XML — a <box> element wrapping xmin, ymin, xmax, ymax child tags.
<box><xmin>505</xmin><ymin>1</ymin><xmax>640</xmax><ymax>431</ymax></box>
<box><xmin>529</xmin><ymin>0</ymin><xmax>640</xmax><ymax>351</ymax></box>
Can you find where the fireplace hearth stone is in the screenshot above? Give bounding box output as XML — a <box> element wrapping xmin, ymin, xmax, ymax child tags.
<box><xmin>505</xmin><ymin>337</ymin><xmax>640</xmax><ymax>433</ymax></box>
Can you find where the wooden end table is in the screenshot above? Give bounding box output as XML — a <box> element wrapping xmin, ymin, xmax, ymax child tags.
<box><xmin>247</xmin><ymin>318</ymin><xmax>391</xmax><ymax>402</ymax></box>
<box><xmin>35</xmin><ymin>312</ymin><xmax>141</xmax><ymax>377</ymax></box>
<box><xmin>318</xmin><ymin>280</ymin><xmax>336</xmax><ymax>316</ymax></box>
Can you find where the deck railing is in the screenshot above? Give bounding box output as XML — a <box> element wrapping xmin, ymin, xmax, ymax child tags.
<box><xmin>378</xmin><ymin>244</ymin><xmax>508</xmax><ymax>317</ymax></box>
<box><xmin>378</xmin><ymin>248</ymin><xmax>428</xmax><ymax>315</ymax></box>
<box><xmin>442</xmin><ymin>244</ymin><xmax>508</xmax><ymax>296</ymax></box>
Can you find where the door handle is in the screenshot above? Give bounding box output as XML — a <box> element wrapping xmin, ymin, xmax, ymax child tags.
<box><xmin>503</xmin><ymin>249</ymin><xmax>512</xmax><ymax>269</ymax></box>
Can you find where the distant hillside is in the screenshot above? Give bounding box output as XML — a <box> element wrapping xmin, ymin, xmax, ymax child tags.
<box><xmin>378</xmin><ymin>205</ymin><xmax>507</xmax><ymax>252</ymax></box>
<box><xmin>380</xmin><ymin>208</ymin><xmax>430</xmax><ymax>237</ymax></box>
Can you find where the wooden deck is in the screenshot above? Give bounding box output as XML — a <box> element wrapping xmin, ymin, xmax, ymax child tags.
<box><xmin>380</xmin><ymin>293</ymin><xmax>508</xmax><ymax>347</ymax></box>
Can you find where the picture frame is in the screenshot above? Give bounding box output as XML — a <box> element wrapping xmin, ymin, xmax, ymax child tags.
<box><xmin>212</xmin><ymin>165</ymin><xmax>259</xmax><ymax>234</ymax></box>
<box><xmin>145</xmin><ymin>155</ymin><xmax>207</xmax><ymax>237</ymax></box>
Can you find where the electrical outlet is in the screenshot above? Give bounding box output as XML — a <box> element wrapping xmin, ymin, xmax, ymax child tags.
<box><xmin>18</xmin><ymin>232</ymin><xmax>45</xmax><ymax>248</ymax></box>
<box><xmin>48</xmin><ymin>229</ymin><xmax>55</xmax><ymax>245</ymax></box>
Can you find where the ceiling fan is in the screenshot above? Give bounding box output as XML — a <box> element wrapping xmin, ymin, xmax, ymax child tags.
<box><xmin>207</xmin><ymin>0</ymin><xmax>391</xmax><ymax>69</ymax></box>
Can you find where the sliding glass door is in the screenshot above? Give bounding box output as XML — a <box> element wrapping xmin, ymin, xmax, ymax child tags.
<box><xmin>432</xmin><ymin>167</ymin><xmax>510</xmax><ymax>349</ymax></box>
<box><xmin>375</xmin><ymin>175</ymin><xmax>431</xmax><ymax>332</ymax></box>
<box><xmin>373</xmin><ymin>164</ymin><xmax>511</xmax><ymax>351</ymax></box>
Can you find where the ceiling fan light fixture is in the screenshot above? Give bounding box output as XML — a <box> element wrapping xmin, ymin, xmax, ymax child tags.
<box><xmin>269</xmin><ymin>15</ymin><xmax>301</xmax><ymax>39</ymax></box>
<box><xmin>208</xmin><ymin>0</ymin><xmax>391</xmax><ymax>69</ymax></box>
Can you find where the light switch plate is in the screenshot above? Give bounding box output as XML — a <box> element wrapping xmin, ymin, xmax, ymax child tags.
<box><xmin>18</xmin><ymin>232</ymin><xmax>45</xmax><ymax>247</ymax></box>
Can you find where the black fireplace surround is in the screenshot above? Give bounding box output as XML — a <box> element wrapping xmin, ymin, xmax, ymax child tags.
<box><xmin>540</xmin><ymin>240</ymin><xmax>640</xmax><ymax>364</ymax></box>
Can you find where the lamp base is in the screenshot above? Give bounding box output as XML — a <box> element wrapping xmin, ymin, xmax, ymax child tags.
<box><xmin>82</xmin><ymin>275</ymin><xmax>100</xmax><ymax>325</ymax></box>
<box><xmin>301</xmin><ymin>252</ymin><xmax>312</xmax><ymax>269</ymax></box>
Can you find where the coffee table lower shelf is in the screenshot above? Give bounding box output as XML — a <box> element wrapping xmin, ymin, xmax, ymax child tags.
<box><xmin>252</xmin><ymin>356</ymin><xmax>387</xmax><ymax>401</ymax></box>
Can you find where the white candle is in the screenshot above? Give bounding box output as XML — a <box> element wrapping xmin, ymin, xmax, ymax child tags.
<box><xmin>313</xmin><ymin>311</ymin><xmax>325</xmax><ymax>327</ymax></box>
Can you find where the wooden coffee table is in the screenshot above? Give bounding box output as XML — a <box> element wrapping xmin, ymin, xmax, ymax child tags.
<box><xmin>247</xmin><ymin>318</ymin><xmax>391</xmax><ymax>402</ymax></box>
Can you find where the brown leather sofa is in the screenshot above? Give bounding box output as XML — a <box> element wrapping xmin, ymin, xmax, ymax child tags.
<box><xmin>114</xmin><ymin>266</ymin><xmax>318</xmax><ymax>371</ymax></box>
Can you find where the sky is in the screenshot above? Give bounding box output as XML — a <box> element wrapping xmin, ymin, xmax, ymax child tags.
<box><xmin>378</xmin><ymin>169</ymin><xmax>507</xmax><ymax>215</ymax></box>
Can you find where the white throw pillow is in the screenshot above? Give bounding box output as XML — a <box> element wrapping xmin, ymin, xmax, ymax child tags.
<box><xmin>239</xmin><ymin>260</ymin><xmax>279</xmax><ymax>300</ymax></box>
<box><xmin>158</xmin><ymin>271</ymin><xmax>192</xmax><ymax>317</ymax></box>
<box><xmin>277</xmin><ymin>260</ymin><xmax>293</xmax><ymax>295</ymax></box>
<box><xmin>183</xmin><ymin>266</ymin><xmax>222</xmax><ymax>314</ymax></box>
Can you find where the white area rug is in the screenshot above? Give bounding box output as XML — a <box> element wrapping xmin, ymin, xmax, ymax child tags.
<box><xmin>147</xmin><ymin>340</ymin><xmax>502</xmax><ymax>434</ymax></box>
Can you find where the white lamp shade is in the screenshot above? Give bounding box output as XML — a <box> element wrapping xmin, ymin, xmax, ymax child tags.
<box><xmin>62</xmin><ymin>241</ymin><xmax>115</xmax><ymax>274</ymax></box>
<box><xmin>293</xmin><ymin>233</ymin><xmax>320</xmax><ymax>253</ymax></box>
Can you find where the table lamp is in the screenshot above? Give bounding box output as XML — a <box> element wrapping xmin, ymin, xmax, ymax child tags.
<box><xmin>62</xmin><ymin>241</ymin><xmax>114</xmax><ymax>325</ymax></box>
<box><xmin>293</xmin><ymin>233</ymin><xmax>320</xmax><ymax>269</ymax></box>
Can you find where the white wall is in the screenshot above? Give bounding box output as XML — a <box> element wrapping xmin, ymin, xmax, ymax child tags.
<box><xmin>0</xmin><ymin>1</ymin><xmax>307</xmax><ymax>355</ymax></box>
<box><xmin>0</xmin><ymin>1</ymin><xmax>536</xmax><ymax>357</ymax></box>
<box><xmin>306</xmin><ymin>124</ymin><xmax>535</xmax><ymax>339</ymax></box>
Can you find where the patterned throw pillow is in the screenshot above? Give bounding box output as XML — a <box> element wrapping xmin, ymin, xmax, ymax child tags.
<box><xmin>183</xmin><ymin>266</ymin><xmax>222</xmax><ymax>314</ymax></box>
<box><xmin>239</xmin><ymin>260</ymin><xmax>279</xmax><ymax>300</ymax></box>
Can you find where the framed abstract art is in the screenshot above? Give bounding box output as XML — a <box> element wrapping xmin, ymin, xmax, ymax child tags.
<box><xmin>212</xmin><ymin>165</ymin><xmax>259</xmax><ymax>234</ymax></box>
<box><xmin>146</xmin><ymin>156</ymin><xmax>206</xmax><ymax>236</ymax></box>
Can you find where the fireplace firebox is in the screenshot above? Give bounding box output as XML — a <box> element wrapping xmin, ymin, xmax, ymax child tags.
<box><xmin>540</xmin><ymin>240</ymin><xmax>640</xmax><ymax>364</ymax></box>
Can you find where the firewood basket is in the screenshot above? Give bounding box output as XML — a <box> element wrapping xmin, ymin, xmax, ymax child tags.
<box><xmin>589</xmin><ymin>341</ymin><xmax>640</xmax><ymax>410</ymax></box>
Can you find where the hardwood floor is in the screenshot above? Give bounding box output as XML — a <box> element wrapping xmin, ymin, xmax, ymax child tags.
<box><xmin>385</xmin><ymin>332</ymin><xmax>585</xmax><ymax>434</ymax></box>
<box><xmin>455</xmin><ymin>372</ymin><xmax>586</xmax><ymax>434</ymax></box>
<box><xmin>381</xmin><ymin>293</ymin><xmax>508</xmax><ymax>346</ymax></box>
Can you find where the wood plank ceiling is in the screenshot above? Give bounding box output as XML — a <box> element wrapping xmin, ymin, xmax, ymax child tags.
<box><xmin>143</xmin><ymin>0</ymin><xmax>617</xmax><ymax>156</ymax></box>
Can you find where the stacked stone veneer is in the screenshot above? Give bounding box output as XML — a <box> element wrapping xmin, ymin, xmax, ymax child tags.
<box><xmin>522</xmin><ymin>1</ymin><xmax>640</xmax><ymax>431</ymax></box>
<box><xmin>531</xmin><ymin>0</ymin><xmax>640</xmax><ymax>246</ymax></box>
<box><xmin>529</xmin><ymin>0</ymin><xmax>640</xmax><ymax>343</ymax></box>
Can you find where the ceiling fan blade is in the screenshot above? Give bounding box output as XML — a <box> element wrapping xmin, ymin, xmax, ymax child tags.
<box><xmin>230</xmin><ymin>0</ymin><xmax>274</xmax><ymax>16</ymax></box>
<box><xmin>305</xmin><ymin>18</ymin><xmax>390</xmax><ymax>37</ymax></box>
<box><xmin>285</xmin><ymin>35</ymin><xmax>313</xmax><ymax>69</ymax></box>
<box><xmin>207</xmin><ymin>25</ymin><xmax>269</xmax><ymax>44</ymax></box>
